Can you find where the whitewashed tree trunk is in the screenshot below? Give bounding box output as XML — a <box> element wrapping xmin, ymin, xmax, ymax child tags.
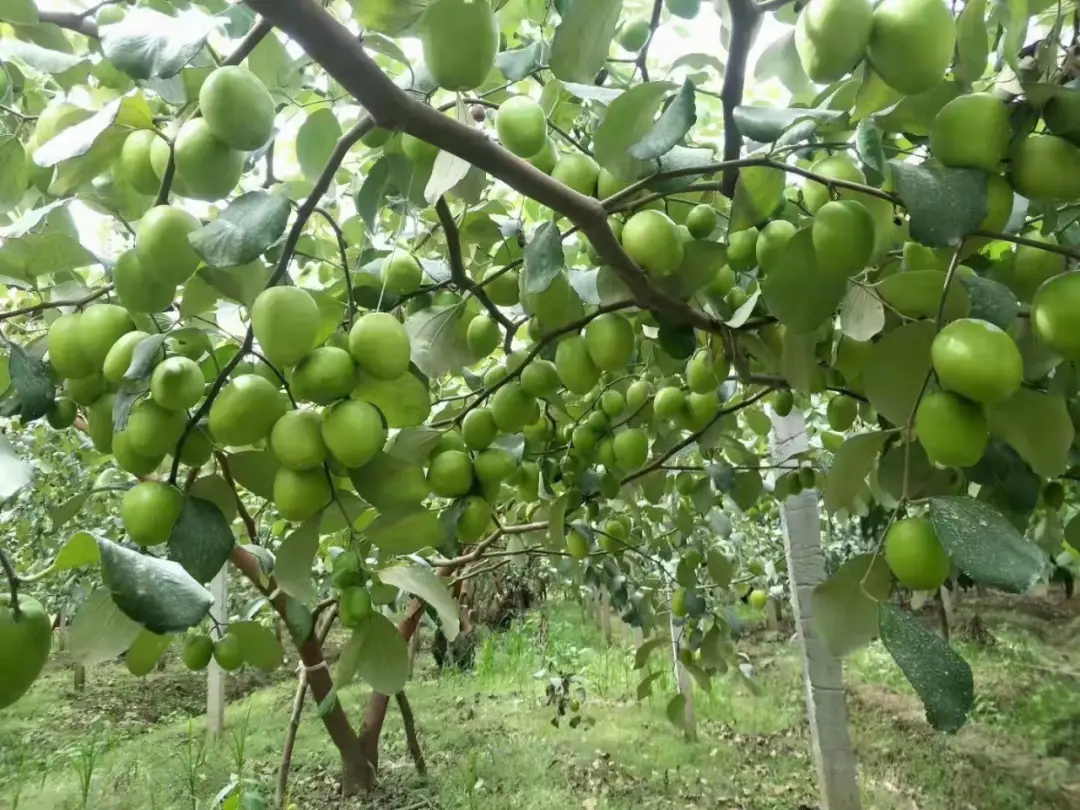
<box><xmin>207</xmin><ymin>569</ymin><xmax>229</xmax><ymax>738</ymax></box>
<box><xmin>598</xmin><ymin>591</ymin><xmax>612</xmax><ymax>642</ymax></box>
<box><xmin>668</xmin><ymin>606</ymin><xmax>696</xmax><ymax>742</ymax></box>
<box><xmin>770</xmin><ymin>410</ymin><xmax>861</xmax><ymax>810</ymax></box>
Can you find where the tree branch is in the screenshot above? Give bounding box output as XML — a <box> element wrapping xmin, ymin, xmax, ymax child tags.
<box><xmin>38</xmin><ymin>8</ymin><xmax>98</xmax><ymax>37</ymax></box>
<box><xmin>216</xmin><ymin>451</ymin><xmax>260</xmax><ymax>544</ymax></box>
<box><xmin>313</xmin><ymin>206</ymin><xmax>354</xmax><ymax>323</ymax></box>
<box><xmin>0</xmin><ymin>284</ymin><xmax>113</xmax><ymax>323</ymax></box>
<box><xmin>241</xmin><ymin>0</ymin><xmax>729</xmax><ymax>337</ymax></box>
<box><xmin>396</xmin><ymin>691</ymin><xmax>426</xmax><ymax>776</ymax></box>
<box><xmin>636</xmin><ymin>0</ymin><xmax>665</xmax><ymax>83</ymax></box>
<box><xmin>0</xmin><ymin>547</ymin><xmax>21</xmax><ymax>619</ymax></box>
<box><xmin>719</xmin><ymin>0</ymin><xmax>762</xmax><ymax>197</ymax></box>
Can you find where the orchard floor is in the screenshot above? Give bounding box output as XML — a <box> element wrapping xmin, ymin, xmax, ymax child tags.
<box><xmin>2</xmin><ymin>594</ymin><xmax>1080</xmax><ymax>810</ymax></box>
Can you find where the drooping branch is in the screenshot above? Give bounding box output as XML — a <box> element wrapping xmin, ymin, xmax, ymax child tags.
<box><xmin>719</xmin><ymin>0</ymin><xmax>763</xmax><ymax>196</ymax></box>
<box><xmin>242</xmin><ymin>0</ymin><xmax>729</xmax><ymax>337</ymax></box>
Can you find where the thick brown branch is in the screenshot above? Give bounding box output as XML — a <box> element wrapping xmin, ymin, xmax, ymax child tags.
<box><xmin>719</xmin><ymin>0</ymin><xmax>762</xmax><ymax>196</ymax></box>
<box><xmin>396</xmin><ymin>691</ymin><xmax>426</xmax><ymax>776</ymax></box>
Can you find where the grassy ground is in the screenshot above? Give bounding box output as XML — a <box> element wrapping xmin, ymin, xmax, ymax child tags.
<box><xmin>2</xmin><ymin>593</ymin><xmax>1080</xmax><ymax>810</ymax></box>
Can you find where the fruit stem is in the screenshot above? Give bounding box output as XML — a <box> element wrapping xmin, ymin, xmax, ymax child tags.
<box><xmin>0</xmin><ymin>546</ymin><xmax>22</xmax><ymax>620</ymax></box>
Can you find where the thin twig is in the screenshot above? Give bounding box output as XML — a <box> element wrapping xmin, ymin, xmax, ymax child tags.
<box><xmin>216</xmin><ymin>452</ymin><xmax>260</xmax><ymax>544</ymax></box>
<box><xmin>312</xmin><ymin>206</ymin><xmax>354</xmax><ymax>323</ymax></box>
<box><xmin>0</xmin><ymin>285</ymin><xmax>113</xmax><ymax>323</ymax></box>
<box><xmin>0</xmin><ymin>547</ymin><xmax>21</xmax><ymax>619</ymax></box>
<box><xmin>396</xmin><ymin>691</ymin><xmax>426</xmax><ymax>776</ymax></box>
<box><xmin>635</xmin><ymin>0</ymin><xmax>665</xmax><ymax>83</ymax></box>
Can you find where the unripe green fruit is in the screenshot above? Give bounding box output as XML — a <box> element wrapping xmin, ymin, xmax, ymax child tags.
<box><xmin>496</xmin><ymin>95</ymin><xmax>547</xmax><ymax>158</ymax></box>
<box><xmin>482</xmin><ymin>267</ymin><xmax>519</xmax><ymax>306</ymax></box>
<box><xmin>613</xmin><ymin>428</ymin><xmax>649</xmax><ymax>471</ymax></box>
<box><xmin>555</xmin><ymin>335</ymin><xmax>601</xmax><ymax>395</ymax></box>
<box><xmin>252</xmin><ymin>287</ymin><xmax>321</xmax><ymax>370</ymax></box>
<box><xmin>686</xmin><ymin>349</ymin><xmax>729</xmax><ymax>394</ymax></box>
<box><xmin>209</xmin><ymin>374</ymin><xmax>288</xmax><ymax>447</ymax></box>
<box><xmin>290</xmin><ymin>347</ymin><xmax>356</xmax><ymax>405</ymax></box>
<box><xmin>48</xmin><ymin>313</ymin><xmax>90</xmax><ymax>379</ymax></box>
<box><xmin>653</xmin><ymin>386</ymin><xmax>686</xmax><ymax>421</ymax></box>
<box><xmin>551</xmin><ymin>153</ymin><xmax>600</xmax><ymax>197</ymax></box>
<box><xmin>119</xmin><ymin>130</ymin><xmax>163</xmax><ymax>195</ymax></box>
<box><xmin>383</xmin><ymin>252</ymin><xmax>423</xmax><ymax>296</ymax></box>
<box><xmin>686</xmin><ymin>391</ymin><xmax>719</xmax><ymax>429</ymax></box>
<box><xmin>64</xmin><ymin>374</ymin><xmax>106</xmax><ymax>406</ymax></box>
<box><xmin>520</xmin><ymin>359</ymin><xmax>559</xmax><ymax>398</ymax></box>
<box><xmin>136</xmin><ymin>205</ymin><xmax>202</xmax><ymax>286</ymax></box>
<box><xmin>199</xmin><ymin>65</ymin><xmax>275</xmax><ymax>151</ymax></box>
<box><xmin>322</xmin><ymin>400</ymin><xmax>386</xmax><ymax>468</ymax></box>
<box><xmin>419</xmin><ymin>0</ymin><xmax>499</xmax><ymax>91</ymax></box>
<box><xmin>755</xmin><ymin>220</ymin><xmax>796</xmax><ymax>275</ymax></box>
<box><xmin>1008</xmin><ymin>232</ymin><xmax>1066</xmax><ymax>303</ymax></box>
<box><xmin>339</xmin><ymin>586</ymin><xmax>373</xmax><ymax>628</ymax></box>
<box><xmin>666</xmin><ymin>0</ymin><xmax>701</xmax><ymax>18</ymax></box>
<box><xmin>402</xmin><ymin>133</ymin><xmax>439</xmax><ymax>166</ymax></box>
<box><xmin>601</xmin><ymin>390</ymin><xmax>626</xmax><ymax>417</ymax></box>
<box><xmin>566</xmin><ymin>529</ymin><xmax>590</xmax><ymax>560</ymax></box>
<box><xmin>47</xmin><ymin>397</ymin><xmax>77</xmax><ymax>429</ymax></box>
<box><xmin>427</xmin><ymin>449</ymin><xmax>474</xmax><ymax>498</ymax></box>
<box><xmin>80</xmin><ymin>304</ymin><xmax>135</xmax><ymax>371</ymax></box>
<box><xmin>172</xmin><ymin>117</ymin><xmax>244</xmax><ymax>201</ymax></box>
<box><xmin>1031</xmin><ymin>271</ymin><xmax>1080</xmax><ymax>358</ymax></box>
<box><xmin>349</xmin><ymin>312</ymin><xmax>411</xmax><ymax>380</ymax></box>
<box><xmin>271</xmin><ymin>410</ymin><xmax>328</xmax><ymax>471</ymax></box>
<box><xmin>626</xmin><ymin>380</ymin><xmax>653</xmax><ymax>412</ymax></box>
<box><xmin>772</xmin><ymin>389</ymin><xmax>794</xmax><ymax>417</ymax></box>
<box><xmin>803</xmin><ymin>154</ymin><xmax>865</xmax><ymax>213</ymax></box>
<box><xmin>491</xmin><ymin>382</ymin><xmax>538</xmax><ymax>432</ymax></box>
<box><xmin>177</xmin><ymin>426</ymin><xmax>213</xmax><ymax>468</ymax></box>
<box><xmin>102</xmin><ymin>330</ymin><xmax>150</xmax><ymax>385</ymax></box>
<box><xmin>748</xmin><ymin>589</ymin><xmax>768</xmax><ymax>610</ymax></box>
<box><xmin>87</xmin><ymin>393</ymin><xmax>116</xmax><ymax>453</ymax></box>
<box><xmin>884</xmin><ymin>517</ymin><xmax>951</xmax><ymax>591</ymax></box>
<box><xmin>150</xmin><ymin>356</ymin><xmax>204</xmax><ymax>411</ymax></box>
<box><xmin>0</xmin><ymin>594</ymin><xmax>52</xmax><ymax>710</ymax></box>
<box><xmin>125</xmin><ymin>399</ymin><xmax>187</xmax><ymax>457</ymax></box>
<box><xmin>462</xmin><ymin>408</ymin><xmax>498</xmax><ymax>450</ymax></box>
<box><xmin>572</xmin><ymin>425</ymin><xmax>597</xmax><ymax>454</ymax></box>
<box><xmin>795</xmin><ymin>0</ymin><xmax>874</xmax><ymax>82</ymax></box>
<box><xmin>812</xmin><ymin>200</ymin><xmax>875</xmax><ymax>277</ymax></box>
<box><xmin>474</xmin><ymin>446</ymin><xmax>515</xmax><ymax>484</ymax></box>
<box><xmin>685</xmin><ymin>204</ymin><xmax>718</xmax><ymax>239</ymax></box>
<box><xmin>121</xmin><ymin>482</ymin><xmax>184</xmax><ymax>546</ymax></box>
<box><xmin>527</xmin><ymin>137</ymin><xmax>558</xmax><ymax>174</ymax></box>
<box><xmin>931</xmin><ymin>319</ymin><xmax>1022</xmax><ymax>404</ymax></box>
<box><xmin>586</xmin><ymin>410</ymin><xmax>609</xmax><ymax>434</ymax></box>
<box><xmin>213</xmin><ymin>633</ymin><xmax>244</xmax><ymax>672</ymax></box>
<box><xmin>274</xmin><ymin>467</ymin><xmax>332</xmax><ymax>522</ymax></box>
<box><xmin>467</xmin><ymin>315</ymin><xmax>501</xmax><ymax>358</ymax></box>
<box><xmin>621</xmin><ymin>210</ymin><xmax>684</xmax><ymax>276</ymax></box>
<box><xmin>183</xmin><ymin>635</ymin><xmax>214</xmax><ymax>672</ymax></box>
<box><xmin>1009</xmin><ymin>134</ymin><xmax>1080</xmax><ymax>202</ymax></box>
<box><xmin>868</xmin><ymin>0</ymin><xmax>956</xmax><ymax>96</ymax></box>
<box><xmin>113</xmin><ymin>249</ymin><xmax>175</xmax><ymax>313</ymax></box>
<box><xmin>618</xmin><ymin>18</ymin><xmax>651</xmax><ymax>51</ymax></box>
<box><xmin>727</xmin><ymin>228</ymin><xmax>759</xmax><ymax>273</ymax></box>
<box><xmin>826</xmin><ymin>395</ymin><xmax>858</xmax><ymax>431</ymax></box>
<box><xmin>432</xmin><ymin>430</ymin><xmax>467</xmax><ymax>458</ymax></box>
<box><xmin>584</xmin><ymin>313</ymin><xmax>635</xmax><ymax>371</ymax></box>
<box><xmin>915</xmin><ymin>390</ymin><xmax>988</xmax><ymax>468</ymax></box>
<box><xmin>930</xmin><ymin>93</ymin><xmax>1011</xmax><ymax>172</ymax></box>
<box><xmin>458</xmin><ymin>495</ymin><xmax>492</xmax><ymax>542</ymax></box>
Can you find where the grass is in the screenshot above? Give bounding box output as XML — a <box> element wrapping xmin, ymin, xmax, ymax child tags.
<box><xmin>2</xmin><ymin>594</ymin><xmax>1080</xmax><ymax>809</ymax></box>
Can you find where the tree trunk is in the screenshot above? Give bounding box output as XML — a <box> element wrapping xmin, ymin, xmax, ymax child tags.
<box><xmin>668</xmin><ymin>607</ymin><xmax>696</xmax><ymax>742</ymax></box>
<box><xmin>770</xmin><ymin>410</ymin><xmax>861</xmax><ymax>810</ymax></box>
<box><xmin>938</xmin><ymin>586</ymin><xmax>954</xmax><ymax>642</ymax></box>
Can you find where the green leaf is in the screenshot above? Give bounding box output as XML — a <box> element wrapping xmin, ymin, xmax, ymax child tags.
<box><xmin>594</xmin><ymin>81</ymin><xmax>675</xmax><ymax>181</ymax></box>
<box><xmin>665</xmin><ymin>693</ymin><xmax>687</xmax><ymax>729</ymax></box>
<box><xmin>628</xmin><ymin>80</ymin><xmax>697</xmax><ymax>161</ymax></box>
<box><xmin>656</xmin><ymin>239</ymin><xmax>726</xmax><ymax>300</ymax></box>
<box><xmin>636</xmin><ymin>671</ymin><xmax>663</xmax><ymax>700</ymax></box>
<box><xmin>878</xmin><ymin>604</ymin><xmax>973</xmax><ymax>733</ymax></box>
<box><xmin>125</xmin><ymin>629</ymin><xmax>173</xmax><ymax>677</ymax></box>
<box><xmin>332</xmin><ymin>629</ymin><xmax>364</xmax><ymax>697</ymax></box>
<box><xmin>823</xmin><ymin>432</ymin><xmax>888</xmax><ymax>515</ymax></box>
<box><xmin>929</xmin><ymin>496</ymin><xmax>1047</xmax><ymax>593</ymax></box>
<box><xmin>862</xmin><ymin>320</ymin><xmax>935</xmax><ymax>427</ymax></box>
<box><xmin>876</xmin><ymin>270</ymin><xmax>971</xmax><ymax>321</ymax></box>
<box><xmin>425</xmin><ymin>149</ymin><xmax>472</xmax><ymax>205</ymax></box>
<box><xmin>649</xmin><ymin>146</ymin><xmax>717</xmax><ymax>195</ymax></box>
<box><xmin>0</xmin><ymin>434</ymin><xmax>32</xmax><ymax>502</ymax></box>
<box><xmin>188</xmin><ymin>191</ymin><xmax>291</xmax><ymax>268</ymax></box>
<box><xmin>296</xmin><ymin>108</ymin><xmax>342</xmax><ymax>183</ymax></box>
<box><xmin>732</xmin><ymin>106</ymin><xmax>844</xmax><ymax>144</ymax></box>
<box><xmin>889</xmin><ymin>161</ymin><xmax>988</xmax><ymax>248</ymax></box>
<box><xmin>999</xmin><ymin>0</ymin><xmax>1028</xmax><ymax>74</ymax></box>
<box><xmin>955</xmin><ymin>0</ymin><xmax>989</xmax><ymax>87</ymax></box>
<box><xmin>812</xmin><ymin>554</ymin><xmax>891</xmax><ymax>657</ymax></box>
<box><xmin>853</xmin><ymin>68</ymin><xmax>903</xmax><ymax>121</ymax></box>
<box><xmin>352</xmin><ymin>0</ymin><xmax>430</xmax><ymax>35</ymax></box>
<box><xmin>10</xmin><ymin>342</ymin><xmax>54</xmax><ymax>422</ymax></box>
<box><xmin>878</xmin><ymin>440</ymin><xmax>960</xmax><ymax>501</ymax></box>
<box><xmin>706</xmin><ymin>549</ymin><xmax>733</xmax><ymax>589</ymax></box>
<box><xmin>762</xmin><ymin>228</ymin><xmax>847</xmax><ymax>332</ymax></box>
<box><xmin>958</xmin><ymin>274</ymin><xmax>1018</xmax><ymax>331</ymax></box>
<box><xmin>355</xmin><ymin>613</ymin><xmax>409</xmax><ymax>695</ymax></box>
<box><xmin>730</xmin><ymin>470</ymin><xmax>763</xmax><ymax>511</ymax></box>
<box><xmin>378</xmin><ymin>564</ymin><xmax>460</xmax><ymax>641</ymax></box>
<box><xmin>549</xmin><ymin>0</ymin><xmax>623</xmax><ymax>84</ymax></box>
<box><xmin>986</xmin><ymin>389</ymin><xmax>1074</xmax><ymax>478</ymax></box>
<box><xmin>495</xmin><ymin>41</ymin><xmax>546</xmax><ymax>82</ymax></box>
<box><xmin>0</xmin><ymin>136</ymin><xmax>27</xmax><ymax>214</ymax></box>
<box><xmin>229</xmin><ymin>621</ymin><xmax>285</xmax><ymax>672</ymax></box>
<box><xmin>634</xmin><ymin>636</ymin><xmax>667</xmax><ymax>670</ymax></box>
<box><xmin>54</xmin><ymin>531</ymin><xmax>100</xmax><ymax>571</ymax></box>
<box><xmin>101</xmin><ymin>9</ymin><xmax>217</xmax><ymax>80</ymax></box>
<box><xmin>69</xmin><ymin>588</ymin><xmax>143</xmax><ymax>667</ymax></box>
<box><xmin>274</xmin><ymin>518</ymin><xmax>319</xmax><ymax>603</ymax></box>
<box><xmin>780</xmin><ymin>330</ymin><xmax>818</xmax><ymax>394</ymax></box>
<box><xmin>167</xmin><ymin>496</ymin><xmax>235</xmax><ymax>584</ymax></box>
<box><xmin>123</xmin><ymin>333</ymin><xmax>166</xmax><ymax>381</ymax></box>
<box><xmin>318</xmin><ymin>491</ymin><xmax>369</xmax><ymax>535</ymax></box>
<box><xmin>34</xmin><ymin>96</ymin><xmax>152</xmax><ymax>168</ymax></box>
<box><xmin>368</xmin><ymin>507</ymin><xmax>444</xmax><ymax>554</ymax></box>
<box><xmin>0</xmin><ymin>0</ymin><xmax>37</xmax><ymax>24</ymax></box>
<box><xmin>356</xmin><ymin>156</ymin><xmax>391</xmax><ymax>231</ymax></box>
<box><xmin>0</xmin><ymin>39</ymin><xmax>85</xmax><ymax>75</ymax></box>
<box><xmin>98</xmin><ymin>537</ymin><xmax>213</xmax><ymax>634</ymax></box>
<box><xmin>404</xmin><ymin>304</ymin><xmax>473</xmax><ymax>378</ymax></box>
<box><xmin>200</xmin><ymin>260</ymin><xmax>272</xmax><ymax>310</ymax></box>
<box><xmin>839</xmin><ymin>283</ymin><xmax>885</xmax><ymax>342</ymax></box>
<box><xmin>855</xmin><ymin>118</ymin><xmax>886</xmax><ymax>185</ymax></box>
<box><xmin>386</xmin><ymin>427</ymin><xmax>443</xmax><ymax>463</ymax></box>
<box><xmin>226</xmin><ymin>450</ymin><xmax>279</xmax><ymax>500</ymax></box>
<box><xmin>188</xmin><ymin>474</ymin><xmax>238</xmax><ymax>523</ymax></box>
<box><xmin>547</xmin><ymin>492</ymin><xmax>568</xmax><ymax>549</ymax></box>
<box><xmin>730</xmin><ymin>165</ymin><xmax>785</xmax><ymax>231</ymax></box>
<box><xmin>523</xmin><ymin>221</ymin><xmax>565</xmax><ymax>295</ymax></box>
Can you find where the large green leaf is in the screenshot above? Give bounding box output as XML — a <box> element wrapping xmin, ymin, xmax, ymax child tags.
<box><xmin>549</xmin><ymin>0</ymin><xmax>623</xmax><ymax>84</ymax></box>
<box><xmin>839</xmin><ymin>284</ymin><xmax>884</xmax><ymax>342</ymax></box>
<box><xmin>98</xmin><ymin>538</ymin><xmax>213</xmax><ymax>634</ymax></box>
<box><xmin>9</xmin><ymin>342</ymin><xmax>54</xmax><ymax>422</ymax></box>
<box><xmin>762</xmin><ymin>228</ymin><xmax>847</xmax><ymax>332</ymax></box>
<box><xmin>404</xmin><ymin>304</ymin><xmax>474</xmax><ymax>378</ymax></box>
<box><xmin>955</xmin><ymin>0</ymin><xmax>989</xmax><ymax>87</ymax></box>
<box><xmin>986</xmin><ymin>389</ymin><xmax>1073</xmax><ymax>478</ymax></box>
<box><xmin>0</xmin><ymin>136</ymin><xmax>28</xmax><ymax>214</ymax></box>
<box><xmin>167</xmin><ymin>496</ymin><xmax>235</xmax><ymax>584</ymax></box>
<box><xmin>69</xmin><ymin>588</ymin><xmax>143</xmax><ymax>667</ymax></box>
<box><xmin>862</xmin><ymin>320</ymin><xmax>935</xmax><ymax>427</ymax></box>
<box><xmin>889</xmin><ymin>161</ymin><xmax>988</xmax><ymax>248</ymax></box>
<box><xmin>355</xmin><ymin>612</ymin><xmax>409</xmax><ymax>695</ymax></box>
<box><xmin>876</xmin><ymin>270</ymin><xmax>970</xmax><ymax>321</ymax></box>
<box><xmin>823</xmin><ymin>432</ymin><xmax>888</xmax><ymax>515</ymax></box>
<box><xmin>730</xmin><ymin>165</ymin><xmax>786</xmax><ymax>231</ymax></box>
<box><xmin>54</xmin><ymin>531</ymin><xmax>100</xmax><ymax>571</ymax></box>
<box><xmin>226</xmin><ymin>450</ymin><xmax>279</xmax><ymax>500</ymax></box>
<box><xmin>101</xmin><ymin>9</ymin><xmax>217</xmax><ymax>80</ymax></box>
<box><xmin>378</xmin><ymin>564</ymin><xmax>460</xmax><ymax>641</ymax></box>
<box><xmin>188</xmin><ymin>191</ymin><xmax>291</xmax><ymax>268</ymax></box>
<box><xmin>732</xmin><ymin>106</ymin><xmax>845</xmax><ymax>144</ymax></box>
<box><xmin>296</xmin><ymin>108</ymin><xmax>342</xmax><ymax>183</ymax></box>
<box><xmin>0</xmin><ymin>434</ymin><xmax>32</xmax><ymax>502</ymax></box>
<box><xmin>368</xmin><ymin>506</ymin><xmax>445</xmax><ymax>554</ymax></box>
<box><xmin>0</xmin><ymin>0</ymin><xmax>37</xmax><ymax>24</ymax></box>
<box><xmin>523</xmin><ymin>221</ymin><xmax>565</xmax><ymax>295</ymax></box>
<box><xmin>812</xmin><ymin>554</ymin><xmax>891</xmax><ymax>657</ymax></box>
<box><xmin>879</xmin><ymin>604</ymin><xmax>973</xmax><ymax>733</ymax></box>
<box><xmin>959</xmin><ymin>274</ymin><xmax>1018</xmax><ymax>331</ymax></box>
<box><xmin>628</xmin><ymin>80</ymin><xmax>697</xmax><ymax>161</ymax></box>
<box><xmin>229</xmin><ymin>621</ymin><xmax>285</xmax><ymax>672</ymax></box>
<box><xmin>274</xmin><ymin>518</ymin><xmax>320</xmax><ymax>603</ymax></box>
<box><xmin>594</xmin><ymin>81</ymin><xmax>674</xmax><ymax>182</ymax></box>
<box><xmin>929</xmin><ymin>496</ymin><xmax>1047</xmax><ymax>593</ymax></box>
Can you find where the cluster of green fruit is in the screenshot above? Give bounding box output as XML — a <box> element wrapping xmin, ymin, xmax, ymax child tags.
<box><xmin>181</xmin><ymin>630</ymin><xmax>243</xmax><ymax>672</ymax></box>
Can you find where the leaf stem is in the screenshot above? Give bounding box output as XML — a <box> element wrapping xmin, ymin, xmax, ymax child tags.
<box><xmin>0</xmin><ymin>546</ymin><xmax>22</xmax><ymax>619</ymax></box>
